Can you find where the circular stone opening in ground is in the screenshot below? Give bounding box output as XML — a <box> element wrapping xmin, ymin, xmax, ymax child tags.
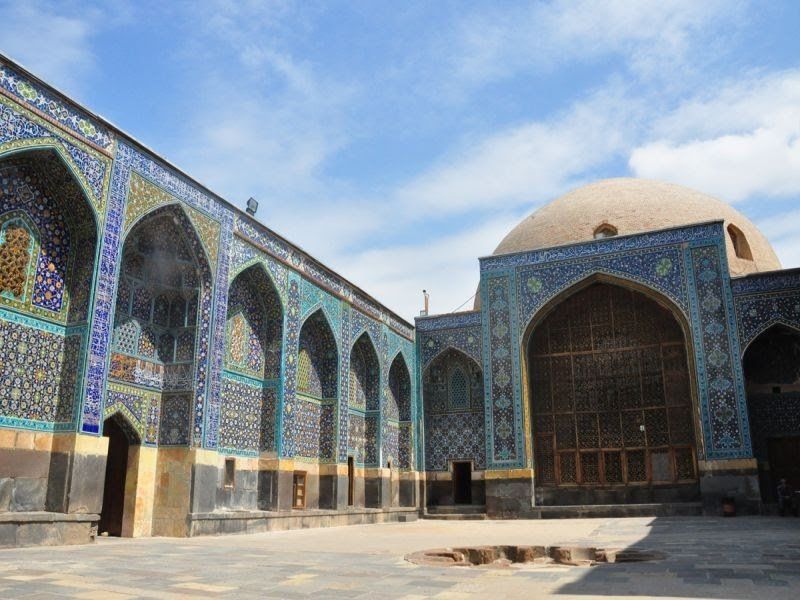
<box><xmin>405</xmin><ymin>545</ymin><xmax>664</xmax><ymax>568</ymax></box>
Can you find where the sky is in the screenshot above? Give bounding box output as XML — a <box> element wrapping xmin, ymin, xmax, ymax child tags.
<box><xmin>2</xmin><ymin>0</ymin><xmax>799</xmax><ymax>321</ymax></box>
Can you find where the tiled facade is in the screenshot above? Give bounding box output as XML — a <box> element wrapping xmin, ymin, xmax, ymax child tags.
<box><xmin>0</xmin><ymin>55</ymin><xmax>799</xmax><ymax>546</ymax></box>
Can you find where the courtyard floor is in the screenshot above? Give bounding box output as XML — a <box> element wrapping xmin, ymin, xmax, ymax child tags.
<box><xmin>0</xmin><ymin>516</ymin><xmax>799</xmax><ymax>599</ymax></box>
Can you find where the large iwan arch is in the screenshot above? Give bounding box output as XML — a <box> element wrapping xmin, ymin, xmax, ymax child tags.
<box><xmin>523</xmin><ymin>277</ymin><xmax>701</xmax><ymax>506</ymax></box>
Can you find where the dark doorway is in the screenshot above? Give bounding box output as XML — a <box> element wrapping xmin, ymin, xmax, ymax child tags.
<box><xmin>453</xmin><ymin>461</ymin><xmax>472</xmax><ymax>504</ymax></box>
<box><xmin>99</xmin><ymin>418</ymin><xmax>131</xmax><ymax>536</ymax></box>
<box><xmin>347</xmin><ymin>456</ymin><xmax>354</xmax><ymax>506</ymax></box>
<box><xmin>742</xmin><ymin>324</ymin><xmax>800</xmax><ymax>502</ymax></box>
<box><xmin>769</xmin><ymin>437</ymin><xmax>800</xmax><ymax>495</ymax></box>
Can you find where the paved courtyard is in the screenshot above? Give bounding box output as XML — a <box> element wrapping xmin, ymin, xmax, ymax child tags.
<box><xmin>0</xmin><ymin>516</ymin><xmax>798</xmax><ymax>599</ymax></box>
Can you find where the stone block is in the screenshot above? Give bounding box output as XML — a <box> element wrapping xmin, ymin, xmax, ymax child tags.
<box><xmin>399</xmin><ymin>479</ymin><xmax>415</xmax><ymax>507</ymax></box>
<box><xmin>0</xmin><ymin>430</ymin><xmax>16</xmax><ymax>449</ymax></box>
<box><xmin>486</xmin><ymin>478</ymin><xmax>533</xmax><ymax>518</ymax></box>
<box><xmin>257</xmin><ymin>469</ymin><xmax>276</xmax><ymax>510</ymax></box>
<box><xmin>335</xmin><ymin>473</ymin><xmax>349</xmax><ymax>509</ymax></box>
<box><xmin>67</xmin><ymin>452</ymin><xmax>106</xmax><ymax>514</ymax></box>
<box><xmin>191</xmin><ymin>463</ymin><xmax>219</xmax><ymax>513</ymax></box>
<box><xmin>15</xmin><ymin>432</ymin><xmax>35</xmax><ymax>450</ymax></box>
<box><xmin>56</xmin><ymin>522</ymin><xmax>93</xmax><ymax>545</ymax></box>
<box><xmin>0</xmin><ymin>523</ymin><xmax>16</xmax><ymax>547</ymax></box>
<box><xmin>45</xmin><ymin>451</ymin><xmax>70</xmax><ymax>512</ymax></box>
<box><xmin>0</xmin><ymin>448</ymin><xmax>50</xmax><ymax>478</ymax></box>
<box><xmin>365</xmin><ymin>476</ymin><xmax>384</xmax><ymax>508</ymax></box>
<box><xmin>276</xmin><ymin>470</ymin><xmax>294</xmax><ymax>511</ymax></box>
<box><xmin>16</xmin><ymin>522</ymin><xmax>62</xmax><ymax>547</ymax></box>
<box><xmin>11</xmin><ymin>478</ymin><xmax>47</xmax><ymax>511</ymax></box>
<box><xmin>0</xmin><ymin>477</ymin><xmax>13</xmax><ymax>511</ymax></box>
<box><xmin>318</xmin><ymin>474</ymin><xmax>336</xmax><ymax>509</ymax></box>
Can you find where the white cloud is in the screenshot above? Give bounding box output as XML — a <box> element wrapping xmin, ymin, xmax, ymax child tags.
<box><xmin>333</xmin><ymin>213</ymin><xmax>522</xmax><ymax>320</ymax></box>
<box><xmin>757</xmin><ymin>208</ymin><xmax>800</xmax><ymax>269</ymax></box>
<box><xmin>0</xmin><ymin>1</ymin><xmax>96</xmax><ymax>97</ymax></box>
<box><xmin>398</xmin><ymin>86</ymin><xmax>637</xmax><ymax>215</ymax></box>
<box><xmin>447</xmin><ymin>0</ymin><xmax>743</xmax><ymax>91</ymax></box>
<box><xmin>630</xmin><ymin>71</ymin><xmax>800</xmax><ymax>202</ymax></box>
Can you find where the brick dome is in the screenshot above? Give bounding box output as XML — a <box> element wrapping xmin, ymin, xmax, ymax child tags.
<box><xmin>494</xmin><ymin>178</ymin><xmax>779</xmax><ymax>274</ymax></box>
<box><xmin>474</xmin><ymin>178</ymin><xmax>780</xmax><ymax>309</ymax></box>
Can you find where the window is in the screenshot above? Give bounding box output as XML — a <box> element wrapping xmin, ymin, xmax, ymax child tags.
<box><xmin>224</xmin><ymin>457</ymin><xmax>235</xmax><ymax>488</ymax></box>
<box><xmin>292</xmin><ymin>471</ymin><xmax>307</xmax><ymax>508</ymax></box>
<box><xmin>448</xmin><ymin>367</ymin><xmax>470</xmax><ymax>410</ymax></box>
<box><xmin>297</xmin><ymin>349</ymin><xmax>313</xmax><ymax>394</ymax></box>
<box><xmin>593</xmin><ymin>224</ymin><xmax>618</xmax><ymax>239</ymax></box>
<box><xmin>727</xmin><ymin>224</ymin><xmax>753</xmax><ymax>260</ymax></box>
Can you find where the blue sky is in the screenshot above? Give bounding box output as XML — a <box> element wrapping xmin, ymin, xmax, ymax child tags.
<box><xmin>2</xmin><ymin>0</ymin><xmax>799</xmax><ymax>320</ymax></box>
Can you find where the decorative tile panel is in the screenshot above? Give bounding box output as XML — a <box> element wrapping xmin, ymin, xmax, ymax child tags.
<box><xmin>481</xmin><ymin>270</ymin><xmax>523</xmax><ymax>467</ymax></box>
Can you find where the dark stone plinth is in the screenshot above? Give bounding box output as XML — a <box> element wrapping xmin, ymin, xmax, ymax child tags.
<box><xmin>365</xmin><ymin>475</ymin><xmax>391</xmax><ymax>508</ymax></box>
<box><xmin>318</xmin><ymin>474</ymin><xmax>337</xmax><ymax>509</ymax></box>
<box><xmin>66</xmin><ymin>452</ymin><xmax>106</xmax><ymax>514</ymax></box>
<box><xmin>534</xmin><ymin>482</ymin><xmax>701</xmax><ymax>507</ymax></box>
<box><xmin>485</xmin><ymin>478</ymin><xmax>534</xmax><ymax>518</ymax></box>
<box><xmin>399</xmin><ymin>478</ymin><xmax>415</xmax><ymax>507</ymax></box>
<box><xmin>699</xmin><ymin>467</ymin><xmax>761</xmax><ymax>515</ymax></box>
<box><xmin>0</xmin><ymin>512</ymin><xmax>98</xmax><ymax>548</ymax></box>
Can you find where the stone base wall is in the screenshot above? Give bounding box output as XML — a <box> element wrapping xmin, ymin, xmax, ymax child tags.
<box><xmin>698</xmin><ymin>458</ymin><xmax>762</xmax><ymax>515</ymax></box>
<box><xmin>0</xmin><ymin>512</ymin><xmax>99</xmax><ymax>548</ymax></box>
<box><xmin>534</xmin><ymin>482</ymin><xmax>701</xmax><ymax>506</ymax></box>
<box><xmin>0</xmin><ymin>431</ymin><xmax>109</xmax><ymax>516</ymax></box>
<box><xmin>187</xmin><ymin>507</ymin><xmax>418</xmax><ymax>537</ymax></box>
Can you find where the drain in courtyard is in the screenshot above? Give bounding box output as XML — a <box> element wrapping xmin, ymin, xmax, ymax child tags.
<box><xmin>406</xmin><ymin>545</ymin><xmax>664</xmax><ymax>568</ymax></box>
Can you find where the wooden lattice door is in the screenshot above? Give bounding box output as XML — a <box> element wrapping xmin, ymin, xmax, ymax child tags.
<box><xmin>529</xmin><ymin>283</ymin><xmax>697</xmax><ymax>488</ymax></box>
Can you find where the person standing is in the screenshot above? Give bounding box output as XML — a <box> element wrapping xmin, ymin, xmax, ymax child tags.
<box><xmin>777</xmin><ymin>478</ymin><xmax>791</xmax><ymax>516</ymax></box>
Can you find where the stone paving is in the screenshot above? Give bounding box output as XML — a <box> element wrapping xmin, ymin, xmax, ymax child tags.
<box><xmin>0</xmin><ymin>516</ymin><xmax>798</xmax><ymax>598</ymax></box>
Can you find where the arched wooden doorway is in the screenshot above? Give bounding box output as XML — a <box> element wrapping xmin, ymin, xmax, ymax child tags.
<box><xmin>526</xmin><ymin>281</ymin><xmax>700</xmax><ymax>505</ymax></box>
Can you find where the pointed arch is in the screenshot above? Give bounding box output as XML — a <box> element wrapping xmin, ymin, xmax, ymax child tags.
<box><xmin>228</xmin><ymin>257</ymin><xmax>285</xmax><ymax>304</ymax></box>
<box><xmin>0</xmin><ymin>147</ymin><xmax>99</xmax><ymax>431</ymax></box>
<box><xmin>388</xmin><ymin>352</ymin><xmax>412</xmax><ymax>421</ymax></box>
<box><xmin>0</xmin><ymin>141</ymin><xmax>104</xmax><ymax>224</ymax></box>
<box><xmin>108</xmin><ymin>202</ymin><xmax>212</xmax><ymax>444</ymax></box>
<box><xmin>741</xmin><ymin>319</ymin><xmax>800</xmax><ymax>357</ymax></box>
<box><xmin>225</xmin><ymin>262</ymin><xmax>284</xmax><ymax>380</ymax></box>
<box><xmin>349</xmin><ymin>331</ymin><xmax>380</xmax><ymax>411</ymax></box>
<box><xmin>524</xmin><ymin>276</ymin><xmax>701</xmax><ymax>501</ymax></box>
<box><xmin>741</xmin><ymin>323</ymin><xmax>800</xmax><ymax>502</ymax></box>
<box><xmin>521</xmin><ymin>271</ymin><xmax>690</xmax><ymax>347</ymax></box>
<box><xmin>297</xmin><ymin>308</ymin><xmax>339</xmax><ymax>400</ymax></box>
<box><xmin>219</xmin><ymin>262</ymin><xmax>284</xmax><ymax>454</ymax></box>
<box><xmin>103</xmin><ymin>408</ymin><xmax>142</xmax><ymax>445</ymax></box>
<box><xmin>422</xmin><ymin>346</ymin><xmax>485</xmax><ymax>472</ymax></box>
<box><xmin>121</xmin><ymin>202</ymin><xmax>213</xmax><ymax>275</ymax></box>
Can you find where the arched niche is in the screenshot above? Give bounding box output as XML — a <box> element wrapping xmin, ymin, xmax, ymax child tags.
<box><xmin>219</xmin><ymin>263</ymin><xmax>284</xmax><ymax>454</ymax></box>
<box><xmin>742</xmin><ymin>324</ymin><xmax>800</xmax><ymax>502</ymax></box>
<box><xmin>523</xmin><ymin>279</ymin><xmax>701</xmax><ymax>506</ymax></box>
<box><xmin>388</xmin><ymin>352</ymin><xmax>412</xmax><ymax>422</ymax></box>
<box><xmin>0</xmin><ymin>148</ymin><xmax>98</xmax><ymax>428</ymax></box>
<box><xmin>422</xmin><ymin>348</ymin><xmax>485</xmax><ymax>471</ymax></box>
<box><xmin>348</xmin><ymin>332</ymin><xmax>380</xmax><ymax>466</ymax></box>
<box><xmin>109</xmin><ymin>204</ymin><xmax>212</xmax><ymax>446</ymax></box>
<box><xmin>349</xmin><ymin>332</ymin><xmax>380</xmax><ymax>411</ymax></box>
<box><xmin>296</xmin><ymin>309</ymin><xmax>338</xmax><ymax>460</ymax></box>
<box><xmin>387</xmin><ymin>352</ymin><xmax>412</xmax><ymax>472</ymax></box>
